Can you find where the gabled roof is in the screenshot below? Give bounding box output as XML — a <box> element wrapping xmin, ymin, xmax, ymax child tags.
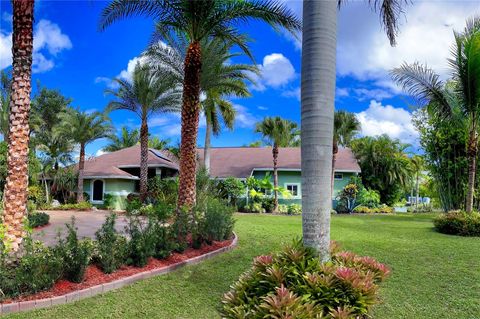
<box><xmin>196</xmin><ymin>147</ymin><xmax>361</xmax><ymax>179</ymax></box>
<box><xmin>79</xmin><ymin>145</ymin><xmax>179</xmax><ymax>179</ymax></box>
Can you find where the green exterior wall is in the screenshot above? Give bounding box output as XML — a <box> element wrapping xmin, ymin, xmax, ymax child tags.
<box><xmin>83</xmin><ymin>178</ymin><xmax>136</xmax><ymax>209</ymax></box>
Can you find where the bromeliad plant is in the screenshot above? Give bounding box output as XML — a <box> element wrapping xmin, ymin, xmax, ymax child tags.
<box><xmin>221</xmin><ymin>239</ymin><xmax>390</xmax><ymax>319</ymax></box>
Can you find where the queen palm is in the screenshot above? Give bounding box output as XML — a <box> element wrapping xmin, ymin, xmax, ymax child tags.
<box><xmin>57</xmin><ymin>109</ymin><xmax>112</xmax><ymax>203</ymax></box>
<box><xmin>302</xmin><ymin>0</ymin><xmax>407</xmax><ymax>260</ymax></box>
<box><xmin>107</xmin><ymin>63</ymin><xmax>182</xmax><ymax>202</ymax></box>
<box><xmin>392</xmin><ymin>17</ymin><xmax>480</xmax><ymax>212</ymax></box>
<box><xmin>255</xmin><ymin>116</ymin><xmax>298</xmax><ymax>212</ymax></box>
<box><xmin>2</xmin><ymin>0</ymin><xmax>35</xmax><ymax>252</ymax></box>
<box><xmin>104</xmin><ymin>126</ymin><xmax>140</xmax><ymax>152</ymax></box>
<box><xmin>332</xmin><ymin>110</ymin><xmax>360</xmax><ymax>193</ymax></box>
<box><xmin>100</xmin><ymin>0</ymin><xmax>300</xmax><ymax>208</ymax></box>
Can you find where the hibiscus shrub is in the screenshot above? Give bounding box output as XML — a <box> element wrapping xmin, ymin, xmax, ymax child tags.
<box><xmin>433</xmin><ymin>211</ymin><xmax>480</xmax><ymax>236</ymax></box>
<box><xmin>220</xmin><ymin>240</ymin><xmax>390</xmax><ymax>319</ymax></box>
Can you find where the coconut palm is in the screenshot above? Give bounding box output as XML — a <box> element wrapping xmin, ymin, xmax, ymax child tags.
<box><xmin>104</xmin><ymin>126</ymin><xmax>140</xmax><ymax>152</ymax></box>
<box><xmin>332</xmin><ymin>110</ymin><xmax>361</xmax><ymax>193</ymax></box>
<box><xmin>392</xmin><ymin>17</ymin><xmax>480</xmax><ymax>212</ymax></box>
<box><xmin>2</xmin><ymin>0</ymin><xmax>35</xmax><ymax>252</ymax></box>
<box><xmin>106</xmin><ymin>63</ymin><xmax>181</xmax><ymax>202</ymax></box>
<box><xmin>100</xmin><ymin>0</ymin><xmax>301</xmax><ymax>208</ymax></box>
<box><xmin>57</xmin><ymin>109</ymin><xmax>113</xmax><ymax>203</ymax></box>
<box><xmin>302</xmin><ymin>0</ymin><xmax>407</xmax><ymax>260</ymax></box>
<box><xmin>255</xmin><ymin>116</ymin><xmax>298</xmax><ymax>212</ymax></box>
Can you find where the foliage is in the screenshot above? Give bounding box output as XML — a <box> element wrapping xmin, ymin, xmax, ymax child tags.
<box><xmin>357</xmin><ymin>188</ymin><xmax>381</xmax><ymax>208</ymax></box>
<box><xmin>56</xmin><ymin>218</ymin><xmax>95</xmax><ymax>283</ymax></box>
<box><xmin>220</xmin><ymin>239</ymin><xmax>390</xmax><ymax>318</ymax></box>
<box><xmin>27</xmin><ymin>211</ymin><xmax>50</xmax><ymax>228</ymax></box>
<box><xmin>27</xmin><ymin>185</ymin><xmax>46</xmax><ymax>206</ymax></box>
<box><xmin>244</xmin><ymin>202</ymin><xmax>266</xmax><ymax>214</ymax></box>
<box><xmin>334</xmin><ymin>110</ymin><xmax>361</xmax><ymax>148</ymax></box>
<box><xmin>287</xmin><ymin>203</ymin><xmax>302</xmax><ymax>215</ymax></box>
<box><xmin>47</xmin><ymin>201</ymin><xmax>93</xmax><ymax>211</ymax></box>
<box><xmin>433</xmin><ymin>211</ymin><xmax>480</xmax><ymax>237</ymax></box>
<box><xmin>337</xmin><ymin>184</ymin><xmax>359</xmax><ymax>213</ymax></box>
<box><xmin>94</xmin><ymin>213</ymin><xmax>128</xmax><ymax>274</ymax></box>
<box><xmin>197</xmin><ymin>197</ymin><xmax>235</xmax><ymax>244</ymax></box>
<box><xmin>124</xmin><ymin>215</ymin><xmax>155</xmax><ymax>267</ymax></box>
<box><xmin>214</xmin><ymin>177</ymin><xmax>245</xmax><ymax>206</ymax></box>
<box><xmin>353</xmin><ymin>205</ymin><xmax>394</xmax><ymax>214</ymax></box>
<box><xmin>104</xmin><ymin>126</ymin><xmax>139</xmax><ymax>152</ymax></box>
<box><xmin>51</xmin><ymin>167</ymin><xmax>78</xmax><ymax>204</ymax></box>
<box><xmin>147</xmin><ymin>176</ymin><xmax>178</xmax><ymax>206</ymax></box>
<box><xmin>148</xmin><ymin>203</ymin><xmax>177</xmax><ymax>259</ymax></box>
<box><xmin>103</xmin><ymin>193</ymin><xmax>127</xmax><ymax>211</ymax></box>
<box><xmin>351</xmin><ymin>135</ymin><xmax>413</xmax><ymax>205</ymax></box>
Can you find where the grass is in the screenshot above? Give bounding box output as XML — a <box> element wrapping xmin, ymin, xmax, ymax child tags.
<box><xmin>6</xmin><ymin>213</ymin><xmax>480</xmax><ymax>319</ymax></box>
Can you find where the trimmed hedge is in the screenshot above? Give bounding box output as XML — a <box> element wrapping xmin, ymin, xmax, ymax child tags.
<box><xmin>27</xmin><ymin>212</ymin><xmax>50</xmax><ymax>228</ymax></box>
<box><xmin>433</xmin><ymin>211</ymin><xmax>480</xmax><ymax>236</ymax></box>
<box><xmin>353</xmin><ymin>205</ymin><xmax>394</xmax><ymax>214</ymax></box>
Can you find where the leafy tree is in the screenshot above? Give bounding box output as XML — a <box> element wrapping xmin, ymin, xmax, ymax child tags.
<box><xmin>351</xmin><ymin>135</ymin><xmax>413</xmax><ymax>205</ymax></box>
<box><xmin>107</xmin><ymin>63</ymin><xmax>181</xmax><ymax>202</ymax></box>
<box><xmin>392</xmin><ymin>17</ymin><xmax>480</xmax><ymax>212</ymax></box>
<box><xmin>255</xmin><ymin>116</ymin><xmax>298</xmax><ymax>212</ymax></box>
<box><xmin>100</xmin><ymin>0</ymin><xmax>301</xmax><ymax>209</ymax></box>
<box><xmin>104</xmin><ymin>126</ymin><xmax>140</xmax><ymax>152</ymax></box>
<box><xmin>57</xmin><ymin>109</ymin><xmax>113</xmax><ymax>203</ymax></box>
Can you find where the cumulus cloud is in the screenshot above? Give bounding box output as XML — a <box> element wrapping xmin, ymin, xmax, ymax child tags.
<box><xmin>95</xmin><ymin>56</ymin><xmax>148</xmax><ymax>88</ymax></box>
<box><xmin>282</xmin><ymin>87</ymin><xmax>300</xmax><ymax>100</ymax></box>
<box><xmin>0</xmin><ymin>19</ymin><xmax>72</xmax><ymax>73</ymax></box>
<box><xmin>337</xmin><ymin>87</ymin><xmax>393</xmax><ymax>101</ymax></box>
<box><xmin>355</xmin><ymin>100</ymin><xmax>418</xmax><ymax>145</ymax></box>
<box><xmin>252</xmin><ymin>53</ymin><xmax>296</xmax><ymax>91</ymax></box>
<box><xmin>234</xmin><ymin>104</ymin><xmax>258</xmax><ymax>128</ymax></box>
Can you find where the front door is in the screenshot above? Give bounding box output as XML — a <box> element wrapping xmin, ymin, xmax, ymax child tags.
<box><xmin>92</xmin><ymin>180</ymin><xmax>104</xmax><ymax>201</ymax></box>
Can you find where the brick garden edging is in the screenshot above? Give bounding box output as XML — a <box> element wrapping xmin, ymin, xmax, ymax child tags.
<box><xmin>0</xmin><ymin>233</ymin><xmax>238</xmax><ymax>316</ymax></box>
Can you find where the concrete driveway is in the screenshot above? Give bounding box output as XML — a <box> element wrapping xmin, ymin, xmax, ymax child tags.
<box><xmin>33</xmin><ymin>210</ymin><xmax>129</xmax><ymax>246</ymax></box>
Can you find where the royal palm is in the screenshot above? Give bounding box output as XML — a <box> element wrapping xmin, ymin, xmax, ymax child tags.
<box><xmin>100</xmin><ymin>0</ymin><xmax>300</xmax><ymax>208</ymax></box>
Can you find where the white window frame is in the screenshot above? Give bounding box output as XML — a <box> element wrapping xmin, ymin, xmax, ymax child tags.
<box><xmin>284</xmin><ymin>183</ymin><xmax>301</xmax><ymax>199</ymax></box>
<box><xmin>334</xmin><ymin>173</ymin><xmax>344</xmax><ymax>180</ymax></box>
<box><xmin>90</xmin><ymin>179</ymin><xmax>105</xmax><ymax>204</ymax></box>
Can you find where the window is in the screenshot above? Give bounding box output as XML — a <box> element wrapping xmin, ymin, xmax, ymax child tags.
<box><xmin>334</xmin><ymin>173</ymin><xmax>344</xmax><ymax>180</ymax></box>
<box><xmin>285</xmin><ymin>184</ymin><xmax>299</xmax><ymax>197</ymax></box>
<box><xmin>261</xmin><ymin>188</ymin><xmax>272</xmax><ymax>196</ymax></box>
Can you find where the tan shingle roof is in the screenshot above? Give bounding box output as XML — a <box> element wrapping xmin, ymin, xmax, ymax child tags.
<box><xmin>197</xmin><ymin>147</ymin><xmax>360</xmax><ymax>178</ymax></box>
<box><xmin>79</xmin><ymin>145</ymin><xmax>179</xmax><ymax>179</ymax></box>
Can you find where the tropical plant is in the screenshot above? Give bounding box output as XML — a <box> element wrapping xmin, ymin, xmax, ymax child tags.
<box><xmin>392</xmin><ymin>17</ymin><xmax>480</xmax><ymax>212</ymax></box>
<box><xmin>410</xmin><ymin>155</ymin><xmax>424</xmax><ymax>210</ymax></box>
<box><xmin>255</xmin><ymin>117</ymin><xmax>298</xmax><ymax>212</ymax></box>
<box><xmin>148</xmin><ymin>136</ymin><xmax>170</xmax><ymax>150</ymax></box>
<box><xmin>301</xmin><ymin>0</ymin><xmax>407</xmax><ymax>260</ymax></box>
<box><xmin>106</xmin><ymin>63</ymin><xmax>181</xmax><ymax>202</ymax></box>
<box><xmin>100</xmin><ymin>0</ymin><xmax>301</xmax><ymax>209</ymax></box>
<box><xmin>104</xmin><ymin>126</ymin><xmax>139</xmax><ymax>152</ymax></box>
<box><xmin>0</xmin><ymin>70</ymin><xmax>11</xmax><ymax>141</ymax></box>
<box><xmin>57</xmin><ymin>109</ymin><xmax>112</xmax><ymax>203</ymax></box>
<box><xmin>2</xmin><ymin>0</ymin><xmax>35</xmax><ymax>253</ymax></box>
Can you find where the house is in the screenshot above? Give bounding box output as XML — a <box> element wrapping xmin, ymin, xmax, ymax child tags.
<box><xmin>196</xmin><ymin>147</ymin><xmax>361</xmax><ymax>206</ymax></box>
<box><xmin>79</xmin><ymin>145</ymin><xmax>178</xmax><ymax>204</ymax></box>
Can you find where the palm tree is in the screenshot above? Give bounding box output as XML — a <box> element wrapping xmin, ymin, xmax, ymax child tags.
<box><xmin>100</xmin><ymin>0</ymin><xmax>301</xmax><ymax>208</ymax></box>
<box><xmin>106</xmin><ymin>63</ymin><xmax>181</xmax><ymax>202</ymax></box>
<box><xmin>2</xmin><ymin>0</ymin><xmax>35</xmax><ymax>253</ymax></box>
<box><xmin>255</xmin><ymin>116</ymin><xmax>298</xmax><ymax>212</ymax></box>
<box><xmin>332</xmin><ymin>110</ymin><xmax>360</xmax><ymax>193</ymax></box>
<box><xmin>392</xmin><ymin>17</ymin><xmax>480</xmax><ymax>212</ymax></box>
<box><xmin>302</xmin><ymin>0</ymin><xmax>407</xmax><ymax>260</ymax></box>
<box><xmin>148</xmin><ymin>136</ymin><xmax>170</xmax><ymax>150</ymax></box>
<box><xmin>57</xmin><ymin>109</ymin><xmax>113</xmax><ymax>203</ymax></box>
<box><xmin>410</xmin><ymin>155</ymin><xmax>424</xmax><ymax>210</ymax></box>
<box><xmin>37</xmin><ymin>132</ymin><xmax>74</xmax><ymax>170</ymax></box>
<box><xmin>104</xmin><ymin>126</ymin><xmax>140</xmax><ymax>152</ymax></box>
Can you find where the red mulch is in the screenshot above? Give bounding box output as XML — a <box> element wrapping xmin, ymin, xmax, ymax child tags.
<box><xmin>2</xmin><ymin>238</ymin><xmax>233</xmax><ymax>304</ymax></box>
<box><xmin>34</xmin><ymin>223</ymin><xmax>51</xmax><ymax>231</ymax></box>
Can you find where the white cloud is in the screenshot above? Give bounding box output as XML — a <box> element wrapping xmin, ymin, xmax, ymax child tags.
<box><xmin>336</xmin><ymin>88</ymin><xmax>349</xmax><ymax>98</ymax></box>
<box><xmin>257</xmin><ymin>106</ymin><xmax>268</xmax><ymax>111</ymax></box>
<box><xmin>252</xmin><ymin>53</ymin><xmax>296</xmax><ymax>91</ymax></box>
<box><xmin>282</xmin><ymin>87</ymin><xmax>300</xmax><ymax>100</ymax></box>
<box><xmin>96</xmin><ymin>149</ymin><xmax>108</xmax><ymax>157</ymax></box>
<box><xmin>234</xmin><ymin>104</ymin><xmax>258</xmax><ymax>128</ymax></box>
<box><xmin>0</xmin><ymin>19</ymin><xmax>72</xmax><ymax>73</ymax></box>
<box><xmin>337</xmin><ymin>87</ymin><xmax>393</xmax><ymax>101</ymax></box>
<box><xmin>356</xmin><ymin>100</ymin><xmax>418</xmax><ymax>145</ymax></box>
<box><xmin>95</xmin><ymin>55</ymin><xmax>148</xmax><ymax>88</ymax></box>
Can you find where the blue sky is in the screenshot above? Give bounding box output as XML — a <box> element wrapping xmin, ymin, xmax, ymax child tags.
<box><xmin>1</xmin><ymin>1</ymin><xmax>479</xmax><ymax>158</ymax></box>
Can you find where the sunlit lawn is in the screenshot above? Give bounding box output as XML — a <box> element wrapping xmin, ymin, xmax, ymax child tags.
<box><xmin>7</xmin><ymin>213</ymin><xmax>480</xmax><ymax>319</ymax></box>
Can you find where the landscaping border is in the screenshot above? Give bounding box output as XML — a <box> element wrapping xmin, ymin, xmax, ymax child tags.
<box><xmin>0</xmin><ymin>233</ymin><xmax>238</xmax><ymax>316</ymax></box>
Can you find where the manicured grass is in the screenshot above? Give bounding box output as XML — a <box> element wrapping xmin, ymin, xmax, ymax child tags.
<box><xmin>7</xmin><ymin>213</ymin><xmax>479</xmax><ymax>318</ymax></box>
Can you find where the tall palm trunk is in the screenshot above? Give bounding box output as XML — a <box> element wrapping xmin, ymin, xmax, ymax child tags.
<box><xmin>415</xmin><ymin>171</ymin><xmax>419</xmax><ymax>210</ymax></box>
<box><xmin>203</xmin><ymin>119</ymin><xmax>212</xmax><ymax>173</ymax></box>
<box><xmin>77</xmin><ymin>143</ymin><xmax>85</xmax><ymax>203</ymax></box>
<box><xmin>301</xmin><ymin>0</ymin><xmax>337</xmax><ymax>262</ymax></box>
<box><xmin>178</xmin><ymin>41</ymin><xmax>202</xmax><ymax>208</ymax></box>
<box><xmin>331</xmin><ymin>140</ymin><xmax>338</xmax><ymax>197</ymax></box>
<box><xmin>466</xmin><ymin>127</ymin><xmax>478</xmax><ymax>213</ymax></box>
<box><xmin>272</xmin><ymin>144</ymin><xmax>279</xmax><ymax>212</ymax></box>
<box><xmin>2</xmin><ymin>0</ymin><xmax>34</xmax><ymax>253</ymax></box>
<box><xmin>139</xmin><ymin>118</ymin><xmax>149</xmax><ymax>202</ymax></box>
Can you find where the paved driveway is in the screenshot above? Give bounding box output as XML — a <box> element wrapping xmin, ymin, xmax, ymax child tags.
<box><xmin>33</xmin><ymin>210</ymin><xmax>129</xmax><ymax>246</ymax></box>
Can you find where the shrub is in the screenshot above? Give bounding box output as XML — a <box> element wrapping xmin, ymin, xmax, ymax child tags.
<box><xmin>148</xmin><ymin>203</ymin><xmax>176</xmax><ymax>259</ymax></box>
<box><xmin>261</xmin><ymin>197</ymin><xmax>275</xmax><ymax>213</ymax></box>
<box><xmin>433</xmin><ymin>211</ymin><xmax>480</xmax><ymax>236</ymax></box>
<box><xmin>125</xmin><ymin>215</ymin><xmax>155</xmax><ymax>267</ymax></box>
<box><xmin>56</xmin><ymin>218</ymin><xmax>94</xmax><ymax>283</ymax></box>
<box><xmin>277</xmin><ymin>204</ymin><xmax>288</xmax><ymax>214</ymax></box>
<box><xmin>221</xmin><ymin>240</ymin><xmax>390</xmax><ymax>319</ymax></box>
<box><xmin>357</xmin><ymin>188</ymin><xmax>381</xmax><ymax>208</ymax></box>
<box><xmin>199</xmin><ymin>197</ymin><xmax>235</xmax><ymax>243</ymax></box>
<box><xmin>126</xmin><ymin>195</ymin><xmax>142</xmax><ymax>213</ymax></box>
<box><xmin>28</xmin><ymin>185</ymin><xmax>46</xmax><ymax>206</ymax></box>
<box><xmin>172</xmin><ymin>206</ymin><xmax>190</xmax><ymax>252</ymax></box>
<box><xmin>27</xmin><ymin>211</ymin><xmax>50</xmax><ymax>228</ymax></box>
<box><xmin>47</xmin><ymin>201</ymin><xmax>93</xmax><ymax>211</ymax></box>
<box><xmin>287</xmin><ymin>204</ymin><xmax>302</xmax><ymax>215</ymax></box>
<box><xmin>95</xmin><ymin>213</ymin><xmax>127</xmax><ymax>274</ymax></box>
<box><xmin>147</xmin><ymin>177</ymin><xmax>178</xmax><ymax>205</ymax></box>
<box><xmin>244</xmin><ymin>202</ymin><xmax>265</xmax><ymax>214</ymax></box>
<box><xmin>214</xmin><ymin>177</ymin><xmax>245</xmax><ymax>206</ymax></box>
<box><xmin>353</xmin><ymin>205</ymin><xmax>393</xmax><ymax>214</ymax></box>
<box><xmin>103</xmin><ymin>194</ymin><xmax>126</xmax><ymax>211</ymax></box>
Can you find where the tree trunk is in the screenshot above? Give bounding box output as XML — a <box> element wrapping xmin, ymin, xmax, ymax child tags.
<box><xmin>2</xmin><ymin>0</ymin><xmax>34</xmax><ymax>253</ymax></box>
<box><xmin>466</xmin><ymin>128</ymin><xmax>478</xmax><ymax>213</ymax></box>
<box><xmin>177</xmin><ymin>41</ymin><xmax>201</xmax><ymax>209</ymax></box>
<box><xmin>76</xmin><ymin>143</ymin><xmax>85</xmax><ymax>203</ymax></box>
<box><xmin>203</xmin><ymin>119</ymin><xmax>212</xmax><ymax>173</ymax></box>
<box><xmin>415</xmin><ymin>172</ymin><xmax>419</xmax><ymax>211</ymax></box>
<box><xmin>140</xmin><ymin>118</ymin><xmax>149</xmax><ymax>202</ymax></box>
<box><xmin>301</xmin><ymin>0</ymin><xmax>337</xmax><ymax>262</ymax></box>
<box><xmin>331</xmin><ymin>140</ymin><xmax>338</xmax><ymax>198</ymax></box>
<box><xmin>272</xmin><ymin>144</ymin><xmax>279</xmax><ymax>212</ymax></box>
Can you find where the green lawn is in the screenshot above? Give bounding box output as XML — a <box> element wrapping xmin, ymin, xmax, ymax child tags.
<box><xmin>7</xmin><ymin>213</ymin><xmax>480</xmax><ymax>319</ymax></box>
